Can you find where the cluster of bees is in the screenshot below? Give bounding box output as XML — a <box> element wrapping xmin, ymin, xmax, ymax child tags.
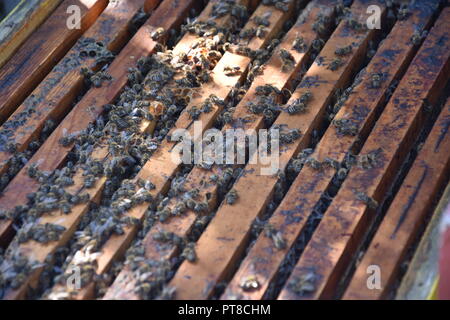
<box><xmin>0</xmin><ymin>0</ymin><xmax>413</xmax><ymax>299</ymax></box>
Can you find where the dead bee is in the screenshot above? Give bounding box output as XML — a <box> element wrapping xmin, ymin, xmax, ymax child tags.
<box><xmin>90</xmin><ymin>71</ymin><xmax>112</xmax><ymax>88</ymax></box>
<box><xmin>328</xmin><ymin>58</ymin><xmax>343</xmax><ymax>71</ymax></box>
<box><xmin>397</xmin><ymin>4</ymin><xmax>410</xmax><ymax>20</ymax></box>
<box><xmin>288</xmin><ymin>271</ymin><xmax>317</xmax><ymax>296</ymax></box>
<box><xmin>411</xmin><ymin>30</ymin><xmax>427</xmax><ymax>46</ymax></box>
<box><xmin>323</xmin><ymin>157</ymin><xmax>340</xmax><ymax>170</ymax></box>
<box><xmin>335</xmin><ymin>45</ymin><xmax>352</xmax><ymax>56</ymax></box>
<box><xmin>240</xmin><ymin>27</ymin><xmax>256</xmax><ymax>40</ymax></box>
<box><xmin>224</xmin><ymin>66</ymin><xmax>242</xmax><ymax>76</ymax></box>
<box><xmin>312</xmin><ymin>14</ymin><xmax>330</xmax><ymax>35</ymax></box>
<box><xmin>311</xmin><ymin>38</ymin><xmax>324</xmax><ymax>52</ymax></box>
<box><xmin>151</xmin><ymin>27</ymin><xmax>165</xmax><ymax>41</ymax></box>
<box><xmin>253</xmin><ymin>12</ymin><xmax>271</xmax><ymax>27</ymax></box>
<box><xmin>279</xmin><ymin>128</ymin><xmax>301</xmax><ymax>145</ymax></box>
<box><xmin>187</xmin><ymin>106</ymin><xmax>201</xmax><ymax>120</ymax></box>
<box><xmin>157</xmin><ymin>208</ymin><xmax>171</xmax><ymax>222</ymax></box>
<box><xmin>279</xmin><ymin>49</ymin><xmax>296</xmax><ymax>72</ymax></box>
<box><xmin>274</xmin><ymin>1</ymin><xmax>289</xmax><ymax>12</ymax></box>
<box><xmin>225</xmin><ymin>189</ymin><xmax>238</xmax><ymax>205</ymax></box>
<box><xmin>353</xmin><ymin>190</ymin><xmax>378</xmax><ymax>210</ymax></box>
<box><xmin>287</xmin><ymin>90</ymin><xmax>312</xmax><ymax>115</ymax></box>
<box><xmin>181</xmin><ymin>242</ymin><xmax>197</xmax><ymax>262</ymax></box>
<box><xmin>172</xmin><ymin>202</ymin><xmax>187</xmax><ymax>216</ymax></box>
<box><xmin>357</xmin><ymin>148</ymin><xmax>382</xmax><ymax>169</ymax></box>
<box><xmin>332</xmin><ymin>118</ymin><xmax>358</xmax><ymax>136</ymax></box>
<box><xmin>152</xmin><ymin>230</ymin><xmax>182</xmax><ymax>245</ymax></box>
<box><xmin>286</xmin><ymin>99</ymin><xmax>307</xmax><ymax>115</ymax></box>
<box><xmin>346</xmin><ymin>17</ymin><xmax>366</xmax><ymax>31</ymax></box>
<box><xmin>256</xmin><ymin>25</ymin><xmax>267</xmax><ymax>38</ymax></box>
<box><xmin>255</xmin><ymin>84</ymin><xmax>281</xmax><ymax>96</ymax></box>
<box><xmin>193</xmin><ymin>201</ymin><xmax>209</xmax><ymax>213</ymax></box>
<box><xmin>264</xmin><ymin>224</ymin><xmax>286</xmax><ymax>250</ymax></box>
<box><xmin>240</xmin><ymin>275</ymin><xmax>260</xmax><ymax>291</ymax></box>
<box><xmin>370</xmin><ymin>73</ymin><xmax>383</xmax><ymax>88</ymax></box>
<box><xmin>305</xmin><ymin>157</ymin><xmax>323</xmax><ymax>171</ymax></box>
<box><xmin>292</xmin><ymin>35</ymin><xmax>307</xmax><ymax>52</ymax></box>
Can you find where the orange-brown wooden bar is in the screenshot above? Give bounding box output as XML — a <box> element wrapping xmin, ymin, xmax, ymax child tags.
<box><xmin>104</xmin><ymin>0</ymin><xmax>334</xmax><ymax>300</ymax></box>
<box><xmin>0</xmin><ymin>0</ymin><xmax>198</xmax><ymax>301</ymax></box>
<box><xmin>46</xmin><ymin>0</ymin><xmax>292</xmax><ymax>299</ymax></box>
<box><xmin>168</xmin><ymin>0</ymin><xmax>387</xmax><ymax>300</ymax></box>
<box><xmin>221</xmin><ymin>1</ymin><xmax>439</xmax><ymax>300</ymax></box>
<box><xmin>0</xmin><ymin>0</ymin><xmax>109</xmax><ymax>124</ymax></box>
<box><xmin>52</xmin><ymin>1</ymin><xmax>293</xmax><ymax>300</ymax></box>
<box><xmin>0</xmin><ymin>0</ymin><xmax>196</xmax><ymax>248</ymax></box>
<box><xmin>343</xmin><ymin>98</ymin><xmax>450</xmax><ymax>300</ymax></box>
<box><xmin>0</xmin><ymin>0</ymin><xmax>157</xmax><ymax>180</ymax></box>
<box><xmin>278</xmin><ymin>7</ymin><xmax>450</xmax><ymax>300</ymax></box>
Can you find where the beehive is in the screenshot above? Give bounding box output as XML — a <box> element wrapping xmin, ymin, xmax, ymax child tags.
<box><xmin>0</xmin><ymin>0</ymin><xmax>449</xmax><ymax>300</ymax></box>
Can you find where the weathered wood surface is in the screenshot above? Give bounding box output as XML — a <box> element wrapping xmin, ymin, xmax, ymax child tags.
<box><xmin>104</xmin><ymin>0</ymin><xmax>334</xmax><ymax>300</ymax></box>
<box><xmin>221</xmin><ymin>0</ymin><xmax>439</xmax><ymax>300</ymax></box>
<box><xmin>0</xmin><ymin>0</ymin><xmax>109</xmax><ymax>124</ymax></box>
<box><xmin>343</xmin><ymin>97</ymin><xmax>450</xmax><ymax>299</ymax></box>
<box><xmin>0</xmin><ymin>0</ymin><xmax>63</xmax><ymax>69</ymax></box>
<box><xmin>169</xmin><ymin>0</ymin><xmax>386</xmax><ymax>300</ymax></box>
<box><xmin>278</xmin><ymin>7</ymin><xmax>450</xmax><ymax>300</ymax></box>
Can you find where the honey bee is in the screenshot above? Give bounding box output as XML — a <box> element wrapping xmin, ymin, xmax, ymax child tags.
<box><xmin>292</xmin><ymin>36</ymin><xmax>307</xmax><ymax>52</ymax></box>
<box><xmin>346</xmin><ymin>17</ymin><xmax>366</xmax><ymax>31</ymax></box>
<box><xmin>312</xmin><ymin>14</ymin><xmax>330</xmax><ymax>35</ymax></box>
<box><xmin>253</xmin><ymin>12</ymin><xmax>271</xmax><ymax>27</ymax></box>
<box><xmin>151</xmin><ymin>27</ymin><xmax>165</xmax><ymax>41</ymax></box>
<box><xmin>397</xmin><ymin>4</ymin><xmax>410</xmax><ymax>20</ymax></box>
<box><xmin>288</xmin><ymin>271</ymin><xmax>317</xmax><ymax>296</ymax></box>
<box><xmin>225</xmin><ymin>189</ymin><xmax>238</xmax><ymax>205</ymax></box>
<box><xmin>370</xmin><ymin>73</ymin><xmax>383</xmax><ymax>88</ymax></box>
<box><xmin>264</xmin><ymin>224</ymin><xmax>286</xmax><ymax>250</ymax></box>
<box><xmin>353</xmin><ymin>190</ymin><xmax>378</xmax><ymax>210</ymax></box>
<box><xmin>223</xmin><ymin>66</ymin><xmax>242</xmax><ymax>76</ymax></box>
<box><xmin>279</xmin><ymin>49</ymin><xmax>296</xmax><ymax>72</ymax></box>
<box><xmin>240</xmin><ymin>275</ymin><xmax>260</xmax><ymax>291</ymax></box>
<box><xmin>240</xmin><ymin>27</ymin><xmax>256</xmax><ymax>40</ymax></box>
<box><xmin>327</xmin><ymin>58</ymin><xmax>343</xmax><ymax>71</ymax></box>
<box><xmin>181</xmin><ymin>242</ymin><xmax>197</xmax><ymax>262</ymax></box>
<box><xmin>255</xmin><ymin>84</ymin><xmax>281</xmax><ymax>96</ymax></box>
<box><xmin>311</xmin><ymin>38</ymin><xmax>324</xmax><ymax>52</ymax></box>
<box><xmin>332</xmin><ymin>118</ymin><xmax>358</xmax><ymax>136</ymax></box>
<box><xmin>279</xmin><ymin>128</ymin><xmax>301</xmax><ymax>145</ymax></box>
<box><xmin>335</xmin><ymin>45</ymin><xmax>352</xmax><ymax>56</ymax></box>
<box><xmin>411</xmin><ymin>29</ymin><xmax>427</xmax><ymax>46</ymax></box>
<box><xmin>256</xmin><ymin>25</ymin><xmax>267</xmax><ymax>38</ymax></box>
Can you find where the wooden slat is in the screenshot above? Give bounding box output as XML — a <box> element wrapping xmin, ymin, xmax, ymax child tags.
<box><xmin>0</xmin><ymin>0</ymin><xmax>63</xmax><ymax>69</ymax></box>
<box><xmin>168</xmin><ymin>0</ymin><xmax>386</xmax><ymax>300</ymax></box>
<box><xmin>104</xmin><ymin>0</ymin><xmax>335</xmax><ymax>300</ymax></box>
<box><xmin>0</xmin><ymin>0</ymin><xmax>157</xmax><ymax>181</ymax></box>
<box><xmin>0</xmin><ymin>0</ymin><xmax>197</xmax><ymax>301</ymax></box>
<box><xmin>0</xmin><ymin>0</ymin><xmax>109</xmax><ymax>124</ymax></box>
<box><xmin>221</xmin><ymin>1</ymin><xmax>439</xmax><ymax>300</ymax></box>
<box><xmin>51</xmin><ymin>1</ymin><xmax>293</xmax><ymax>300</ymax></box>
<box><xmin>343</xmin><ymin>98</ymin><xmax>450</xmax><ymax>300</ymax></box>
<box><xmin>0</xmin><ymin>0</ymin><xmax>195</xmax><ymax>249</ymax></box>
<box><xmin>395</xmin><ymin>183</ymin><xmax>450</xmax><ymax>300</ymax></box>
<box><xmin>278</xmin><ymin>8</ymin><xmax>450</xmax><ymax>300</ymax></box>
<box><xmin>43</xmin><ymin>0</ymin><xmax>258</xmax><ymax>300</ymax></box>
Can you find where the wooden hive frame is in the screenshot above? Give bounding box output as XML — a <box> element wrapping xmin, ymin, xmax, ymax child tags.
<box><xmin>0</xmin><ymin>0</ymin><xmax>448</xmax><ymax>300</ymax></box>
